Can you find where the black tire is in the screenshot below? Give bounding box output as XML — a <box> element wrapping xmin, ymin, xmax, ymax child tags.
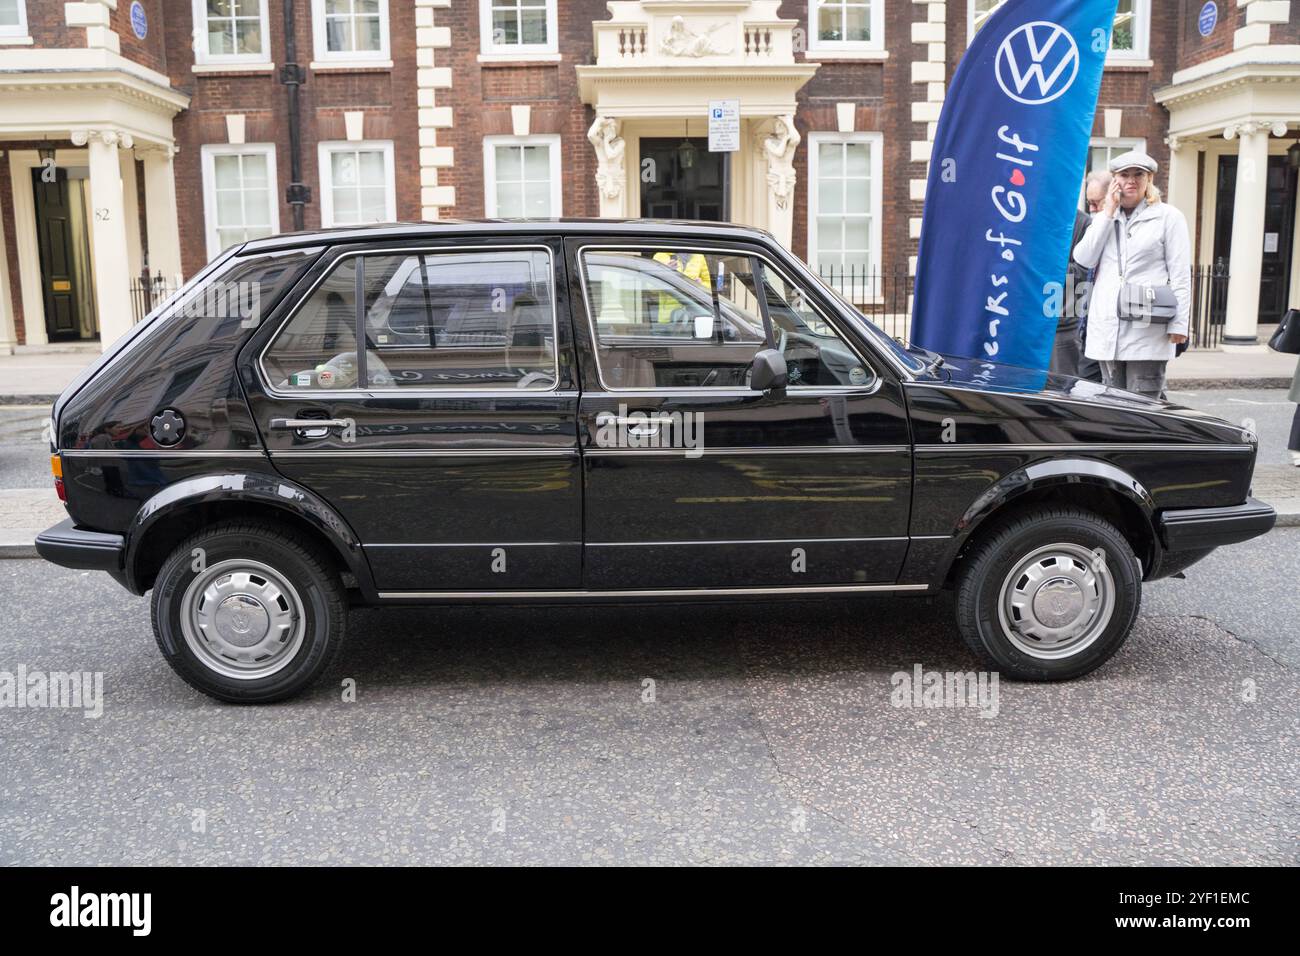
<box><xmin>954</xmin><ymin>506</ymin><xmax>1141</xmax><ymax>681</ymax></box>
<box><xmin>151</xmin><ymin>521</ymin><xmax>346</xmax><ymax>703</ymax></box>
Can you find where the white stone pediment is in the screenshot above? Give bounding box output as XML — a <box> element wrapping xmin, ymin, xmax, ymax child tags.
<box><xmin>589</xmin><ymin>1</ymin><xmax>799</xmax><ymax>69</ymax></box>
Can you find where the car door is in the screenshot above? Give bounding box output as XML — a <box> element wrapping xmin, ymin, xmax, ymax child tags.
<box><xmin>567</xmin><ymin>238</ymin><xmax>913</xmax><ymax>591</ymax></box>
<box><xmin>242</xmin><ymin>236</ymin><xmax>581</xmax><ymax>594</ymax></box>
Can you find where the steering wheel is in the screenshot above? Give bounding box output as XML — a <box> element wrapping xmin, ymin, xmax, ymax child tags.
<box><xmin>668</xmin><ymin>307</ymin><xmax>711</xmax><ymax>338</ymax></box>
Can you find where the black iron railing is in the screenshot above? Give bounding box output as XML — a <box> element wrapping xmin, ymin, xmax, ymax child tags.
<box><xmin>130</xmin><ymin>270</ymin><xmax>177</xmax><ymax>324</ymax></box>
<box><xmin>1189</xmin><ymin>260</ymin><xmax>1230</xmax><ymax>350</ymax></box>
<box><xmin>815</xmin><ymin>264</ymin><xmax>912</xmax><ymax>340</ymax></box>
<box><xmin>817</xmin><ymin>261</ymin><xmax>1231</xmax><ymax>350</ymax></box>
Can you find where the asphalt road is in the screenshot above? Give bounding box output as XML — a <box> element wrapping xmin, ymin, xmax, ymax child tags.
<box><xmin>2</xmin><ymin>394</ymin><xmax>1296</xmax><ymax>864</ymax></box>
<box><xmin>2</xmin><ymin>532</ymin><xmax>1296</xmax><ymax>866</ymax></box>
<box><xmin>0</xmin><ymin>406</ymin><xmax>49</xmax><ymax>490</ymax></box>
<box><xmin>1162</xmin><ymin>388</ymin><xmax>1296</xmax><ymax>468</ymax></box>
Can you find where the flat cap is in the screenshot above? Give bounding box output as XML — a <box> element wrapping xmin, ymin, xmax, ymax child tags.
<box><xmin>1108</xmin><ymin>149</ymin><xmax>1158</xmax><ymax>174</ymax></box>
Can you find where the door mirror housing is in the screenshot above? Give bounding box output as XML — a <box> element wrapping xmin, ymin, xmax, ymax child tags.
<box><xmin>749</xmin><ymin>348</ymin><xmax>788</xmax><ymax>391</ymax></box>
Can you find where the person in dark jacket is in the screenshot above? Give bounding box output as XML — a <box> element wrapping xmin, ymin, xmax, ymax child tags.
<box><xmin>1050</xmin><ymin>208</ymin><xmax>1090</xmax><ymax>377</ymax></box>
<box><xmin>1069</xmin><ymin>172</ymin><xmax>1110</xmax><ymax>383</ymax></box>
<box><xmin>1289</xmin><ymin>356</ymin><xmax>1300</xmax><ymax>468</ymax></box>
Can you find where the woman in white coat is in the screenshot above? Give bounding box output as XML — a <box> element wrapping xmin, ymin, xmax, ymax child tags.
<box><xmin>1072</xmin><ymin>150</ymin><xmax>1191</xmax><ymax>398</ymax></box>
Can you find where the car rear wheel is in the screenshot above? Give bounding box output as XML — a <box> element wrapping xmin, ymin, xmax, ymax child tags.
<box><xmin>955</xmin><ymin>507</ymin><xmax>1141</xmax><ymax>681</ymax></box>
<box><xmin>151</xmin><ymin>521</ymin><xmax>346</xmax><ymax>703</ymax></box>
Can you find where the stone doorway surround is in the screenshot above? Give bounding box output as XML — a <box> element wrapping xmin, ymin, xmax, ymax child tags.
<box><xmin>577</xmin><ymin>1</ymin><xmax>817</xmax><ymax>251</ymax></box>
<box><xmin>1155</xmin><ymin>8</ymin><xmax>1300</xmax><ymax>347</ymax></box>
<box><xmin>0</xmin><ymin>0</ymin><xmax>189</xmax><ymax>352</ymax></box>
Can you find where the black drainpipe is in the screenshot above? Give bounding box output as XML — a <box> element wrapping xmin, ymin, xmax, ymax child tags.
<box><xmin>281</xmin><ymin>0</ymin><xmax>309</xmax><ymax>229</ymax></box>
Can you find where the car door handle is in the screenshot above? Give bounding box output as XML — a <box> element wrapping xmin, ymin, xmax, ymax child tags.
<box><xmin>271</xmin><ymin>418</ymin><xmax>352</xmax><ymax>439</ymax></box>
<box><xmin>613</xmin><ymin>414</ymin><xmax>674</xmax><ymax>436</ymax></box>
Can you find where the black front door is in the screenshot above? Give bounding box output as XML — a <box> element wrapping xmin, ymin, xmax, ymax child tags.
<box><xmin>1214</xmin><ymin>155</ymin><xmax>1297</xmax><ymax>324</ymax></box>
<box><xmin>32</xmin><ymin>167</ymin><xmax>91</xmax><ymax>341</ymax></box>
<box><xmin>1261</xmin><ymin>157</ymin><xmax>1297</xmax><ymax>323</ymax></box>
<box><xmin>639</xmin><ymin>138</ymin><xmax>728</xmax><ymax>221</ymax></box>
<box><xmin>568</xmin><ymin>238</ymin><xmax>913</xmax><ymax>592</ymax></box>
<box><xmin>244</xmin><ymin>238</ymin><xmax>583</xmax><ymax>594</ymax></box>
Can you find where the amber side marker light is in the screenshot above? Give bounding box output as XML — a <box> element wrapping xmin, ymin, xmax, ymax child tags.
<box><xmin>51</xmin><ymin>453</ymin><xmax>66</xmax><ymax>503</ymax></box>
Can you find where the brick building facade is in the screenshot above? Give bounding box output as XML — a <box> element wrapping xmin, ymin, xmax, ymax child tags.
<box><xmin>1</xmin><ymin>0</ymin><xmax>1296</xmax><ymax>352</ymax></box>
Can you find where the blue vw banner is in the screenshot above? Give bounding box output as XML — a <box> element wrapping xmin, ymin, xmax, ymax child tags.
<box><xmin>911</xmin><ymin>0</ymin><xmax>1117</xmax><ymax>373</ymax></box>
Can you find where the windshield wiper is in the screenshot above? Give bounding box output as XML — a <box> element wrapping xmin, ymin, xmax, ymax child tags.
<box><xmin>905</xmin><ymin>343</ymin><xmax>946</xmax><ymax>374</ymax></box>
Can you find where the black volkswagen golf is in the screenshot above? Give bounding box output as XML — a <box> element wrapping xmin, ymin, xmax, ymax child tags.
<box><xmin>37</xmin><ymin>220</ymin><xmax>1275</xmax><ymax>702</ymax></box>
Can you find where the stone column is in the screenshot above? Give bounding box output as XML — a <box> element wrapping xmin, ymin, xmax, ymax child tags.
<box><xmin>1164</xmin><ymin>135</ymin><xmax>1199</xmax><ymax>228</ymax></box>
<box><xmin>756</xmin><ymin>115</ymin><xmax>799</xmax><ymax>251</ymax></box>
<box><xmin>587</xmin><ymin>115</ymin><xmax>627</xmax><ymax>219</ymax></box>
<box><xmin>74</xmin><ymin>129</ymin><xmax>135</xmax><ymax>351</ymax></box>
<box><xmin>1222</xmin><ymin>122</ymin><xmax>1274</xmax><ymax>345</ymax></box>
<box><xmin>0</xmin><ymin>150</ymin><xmax>16</xmax><ymax>354</ymax></box>
<box><xmin>139</xmin><ymin>145</ymin><xmax>184</xmax><ymax>286</ymax></box>
<box><xmin>120</xmin><ymin>147</ymin><xmax>144</xmax><ymax>284</ymax></box>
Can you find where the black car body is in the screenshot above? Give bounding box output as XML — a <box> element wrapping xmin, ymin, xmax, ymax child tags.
<box><xmin>37</xmin><ymin>220</ymin><xmax>1276</xmax><ymax>701</ymax></box>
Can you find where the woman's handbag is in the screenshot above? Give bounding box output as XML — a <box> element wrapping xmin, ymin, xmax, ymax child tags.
<box><xmin>1268</xmin><ymin>309</ymin><xmax>1300</xmax><ymax>354</ymax></box>
<box><xmin>1113</xmin><ymin>220</ymin><xmax>1177</xmax><ymax>324</ymax></box>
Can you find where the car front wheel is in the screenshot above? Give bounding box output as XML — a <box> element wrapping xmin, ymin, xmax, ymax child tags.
<box><xmin>955</xmin><ymin>507</ymin><xmax>1142</xmax><ymax>681</ymax></box>
<box><xmin>150</xmin><ymin>521</ymin><xmax>346</xmax><ymax>703</ymax></box>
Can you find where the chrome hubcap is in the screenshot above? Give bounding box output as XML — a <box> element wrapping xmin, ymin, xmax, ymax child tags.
<box><xmin>997</xmin><ymin>543</ymin><xmax>1115</xmax><ymax>660</ymax></box>
<box><xmin>180</xmin><ymin>559</ymin><xmax>305</xmax><ymax>680</ymax></box>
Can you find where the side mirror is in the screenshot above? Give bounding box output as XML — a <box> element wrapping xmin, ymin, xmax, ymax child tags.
<box><xmin>749</xmin><ymin>348</ymin><xmax>788</xmax><ymax>392</ymax></box>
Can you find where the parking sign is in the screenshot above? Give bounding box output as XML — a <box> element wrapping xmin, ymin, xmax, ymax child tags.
<box><xmin>708</xmin><ymin>100</ymin><xmax>740</xmax><ymax>152</ymax></box>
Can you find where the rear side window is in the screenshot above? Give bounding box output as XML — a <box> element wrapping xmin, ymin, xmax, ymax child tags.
<box><xmin>262</xmin><ymin>259</ymin><xmax>360</xmax><ymax>389</ymax></box>
<box><xmin>262</xmin><ymin>247</ymin><xmax>558</xmax><ymax>391</ymax></box>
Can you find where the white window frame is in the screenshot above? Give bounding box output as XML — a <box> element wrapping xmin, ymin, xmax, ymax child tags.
<box><xmin>1088</xmin><ymin>137</ymin><xmax>1147</xmax><ymax>172</ymax></box>
<box><xmin>317</xmin><ymin>140</ymin><xmax>396</xmax><ymax>227</ymax></box>
<box><xmin>482</xmin><ymin>135</ymin><xmax>562</xmax><ymax>218</ymax></box>
<box><xmin>191</xmin><ymin>0</ymin><xmax>272</xmax><ymax>65</ymax></box>
<box><xmin>311</xmin><ymin>0</ymin><xmax>391</xmax><ymax>66</ymax></box>
<box><xmin>1106</xmin><ymin>0</ymin><xmax>1150</xmax><ymax>62</ymax></box>
<box><xmin>478</xmin><ymin>0</ymin><xmax>559</xmax><ymax>61</ymax></box>
<box><xmin>201</xmin><ymin>143</ymin><xmax>281</xmax><ymax>261</ymax></box>
<box><xmin>807</xmin><ymin>0</ymin><xmax>885</xmax><ymax>55</ymax></box>
<box><xmin>806</xmin><ymin>132</ymin><xmax>884</xmax><ymax>293</ymax></box>
<box><xmin>967</xmin><ymin>0</ymin><xmax>1150</xmax><ymax>62</ymax></box>
<box><xmin>0</xmin><ymin>0</ymin><xmax>29</xmax><ymax>39</ymax></box>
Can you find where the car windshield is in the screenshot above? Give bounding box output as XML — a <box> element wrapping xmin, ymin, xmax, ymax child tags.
<box><xmin>809</xmin><ymin>273</ymin><xmax>929</xmax><ymax>373</ymax></box>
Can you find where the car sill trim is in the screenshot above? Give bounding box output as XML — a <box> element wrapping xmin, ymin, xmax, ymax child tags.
<box><xmin>376</xmin><ymin>583</ymin><xmax>931</xmax><ymax>600</ymax></box>
<box><xmin>913</xmin><ymin>443</ymin><xmax>1253</xmax><ymax>454</ymax></box>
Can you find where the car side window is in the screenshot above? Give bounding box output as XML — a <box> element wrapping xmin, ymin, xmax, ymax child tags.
<box><xmin>263</xmin><ymin>248</ymin><xmax>558</xmax><ymax>391</ymax></box>
<box><xmin>759</xmin><ymin>264</ymin><xmax>876</xmax><ymax>389</ymax></box>
<box><xmin>263</xmin><ymin>257</ymin><xmax>361</xmax><ymax>390</ymax></box>
<box><xmin>582</xmin><ymin>248</ymin><xmax>766</xmax><ymax>389</ymax></box>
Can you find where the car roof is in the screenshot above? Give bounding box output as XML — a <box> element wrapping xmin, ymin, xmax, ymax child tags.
<box><xmin>237</xmin><ymin>218</ymin><xmax>778</xmax><ymax>254</ymax></box>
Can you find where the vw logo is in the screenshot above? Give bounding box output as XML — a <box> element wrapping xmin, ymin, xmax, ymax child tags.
<box><xmin>995</xmin><ymin>20</ymin><xmax>1079</xmax><ymax>105</ymax></box>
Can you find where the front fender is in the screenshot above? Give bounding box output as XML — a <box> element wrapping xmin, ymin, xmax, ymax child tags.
<box><xmin>125</xmin><ymin>472</ymin><xmax>373</xmax><ymax>595</ymax></box>
<box><xmin>957</xmin><ymin>457</ymin><xmax>1156</xmax><ymax>535</ymax></box>
<box><xmin>930</xmin><ymin>457</ymin><xmax>1159</xmax><ymax>584</ymax></box>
